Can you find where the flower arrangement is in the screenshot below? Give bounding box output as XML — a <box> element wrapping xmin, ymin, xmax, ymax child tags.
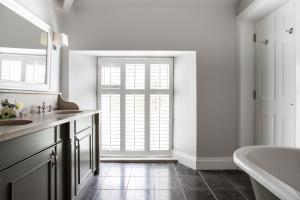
<box><xmin>0</xmin><ymin>99</ymin><xmax>23</xmax><ymax>119</ymax></box>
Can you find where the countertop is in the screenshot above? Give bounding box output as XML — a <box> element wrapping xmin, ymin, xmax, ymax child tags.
<box><xmin>0</xmin><ymin>110</ymin><xmax>100</xmax><ymax>143</ymax></box>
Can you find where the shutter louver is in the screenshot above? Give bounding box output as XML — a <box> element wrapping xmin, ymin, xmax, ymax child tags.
<box><xmin>126</xmin><ymin>64</ymin><xmax>145</xmax><ymax>89</ymax></box>
<box><xmin>101</xmin><ymin>94</ymin><xmax>121</xmax><ymax>151</ymax></box>
<box><xmin>101</xmin><ymin>64</ymin><xmax>120</xmax><ymax>88</ymax></box>
<box><xmin>150</xmin><ymin>64</ymin><xmax>170</xmax><ymax>89</ymax></box>
<box><xmin>150</xmin><ymin>95</ymin><xmax>170</xmax><ymax>151</ymax></box>
<box><xmin>126</xmin><ymin>95</ymin><xmax>145</xmax><ymax>151</ymax></box>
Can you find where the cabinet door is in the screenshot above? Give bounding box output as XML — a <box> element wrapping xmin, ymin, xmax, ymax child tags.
<box><xmin>0</xmin><ymin>147</ymin><xmax>56</xmax><ymax>200</ymax></box>
<box><xmin>75</xmin><ymin>128</ymin><xmax>92</xmax><ymax>194</ymax></box>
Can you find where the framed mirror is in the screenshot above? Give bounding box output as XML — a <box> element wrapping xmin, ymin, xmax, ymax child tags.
<box><xmin>0</xmin><ymin>0</ymin><xmax>52</xmax><ymax>91</ymax></box>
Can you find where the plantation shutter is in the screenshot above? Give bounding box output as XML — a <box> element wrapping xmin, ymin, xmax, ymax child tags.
<box><xmin>99</xmin><ymin>58</ymin><xmax>173</xmax><ymax>156</ymax></box>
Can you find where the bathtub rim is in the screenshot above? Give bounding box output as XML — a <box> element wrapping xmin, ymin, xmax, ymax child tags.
<box><xmin>233</xmin><ymin>146</ymin><xmax>300</xmax><ymax>200</ymax></box>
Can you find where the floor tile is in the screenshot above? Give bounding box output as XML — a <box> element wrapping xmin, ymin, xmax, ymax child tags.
<box><xmin>99</xmin><ymin>167</ymin><xmax>110</xmax><ymax>176</ymax></box>
<box><xmin>93</xmin><ymin>190</ymin><xmax>126</xmax><ymax>200</ymax></box>
<box><xmin>221</xmin><ymin>170</ymin><xmax>247</xmax><ymax>176</ymax></box>
<box><xmin>127</xmin><ymin>177</ymin><xmax>155</xmax><ymax>189</ymax></box>
<box><xmin>198</xmin><ymin>170</ymin><xmax>222</xmax><ymax>176</ymax></box>
<box><xmin>155</xmin><ymin>189</ymin><xmax>185</xmax><ymax>200</ymax></box>
<box><xmin>152</xmin><ymin>167</ymin><xmax>178</xmax><ymax>177</ymax></box>
<box><xmin>105</xmin><ymin>167</ymin><xmax>132</xmax><ymax>177</ymax></box>
<box><xmin>239</xmin><ymin>187</ymin><xmax>256</xmax><ymax>200</ymax></box>
<box><xmin>100</xmin><ymin>177</ymin><xmax>129</xmax><ymax>189</ymax></box>
<box><xmin>180</xmin><ymin>176</ymin><xmax>208</xmax><ymax>190</ymax></box>
<box><xmin>83</xmin><ymin>176</ymin><xmax>105</xmax><ymax>190</ymax></box>
<box><xmin>130</xmin><ymin>167</ymin><xmax>154</xmax><ymax>177</ymax></box>
<box><xmin>77</xmin><ymin>162</ymin><xmax>255</xmax><ymax>200</ymax></box>
<box><xmin>154</xmin><ymin>177</ymin><xmax>181</xmax><ymax>190</ymax></box>
<box><xmin>184</xmin><ymin>189</ymin><xmax>215</xmax><ymax>200</ymax></box>
<box><xmin>225</xmin><ymin>175</ymin><xmax>252</xmax><ymax>188</ymax></box>
<box><xmin>213</xmin><ymin>189</ymin><xmax>246</xmax><ymax>200</ymax></box>
<box><xmin>76</xmin><ymin>189</ymin><xmax>98</xmax><ymax>200</ymax></box>
<box><xmin>176</xmin><ymin>168</ymin><xmax>200</xmax><ymax>176</ymax></box>
<box><xmin>201</xmin><ymin>174</ymin><xmax>235</xmax><ymax>189</ymax></box>
<box><xmin>124</xmin><ymin>190</ymin><xmax>155</xmax><ymax>200</ymax></box>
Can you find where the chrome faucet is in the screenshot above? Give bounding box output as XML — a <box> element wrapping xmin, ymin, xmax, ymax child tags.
<box><xmin>36</xmin><ymin>101</ymin><xmax>53</xmax><ymax>113</ymax></box>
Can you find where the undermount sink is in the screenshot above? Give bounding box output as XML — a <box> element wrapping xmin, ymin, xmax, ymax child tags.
<box><xmin>54</xmin><ymin>110</ymin><xmax>82</xmax><ymax>114</ymax></box>
<box><xmin>0</xmin><ymin>120</ymin><xmax>33</xmax><ymax>126</ymax></box>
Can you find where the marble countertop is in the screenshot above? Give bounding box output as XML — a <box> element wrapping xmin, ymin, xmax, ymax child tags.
<box><xmin>0</xmin><ymin>110</ymin><xmax>100</xmax><ymax>143</ymax></box>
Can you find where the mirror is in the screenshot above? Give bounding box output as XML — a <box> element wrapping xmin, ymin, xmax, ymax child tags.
<box><xmin>0</xmin><ymin>2</ymin><xmax>52</xmax><ymax>91</ymax></box>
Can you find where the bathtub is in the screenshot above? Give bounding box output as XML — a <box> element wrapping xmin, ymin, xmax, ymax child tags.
<box><xmin>233</xmin><ymin>146</ymin><xmax>300</xmax><ymax>200</ymax></box>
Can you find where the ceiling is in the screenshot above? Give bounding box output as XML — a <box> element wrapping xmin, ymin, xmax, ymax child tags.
<box><xmin>73</xmin><ymin>0</ymin><xmax>240</xmax><ymax>8</ymax></box>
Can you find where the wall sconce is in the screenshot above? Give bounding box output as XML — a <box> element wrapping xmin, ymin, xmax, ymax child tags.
<box><xmin>40</xmin><ymin>32</ymin><xmax>48</xmax><ymax>46</ymax></box>
<box><xmin>53</xmin><ymin>33</ymin><xmax>69</xmax><ymax>48</ymax></box>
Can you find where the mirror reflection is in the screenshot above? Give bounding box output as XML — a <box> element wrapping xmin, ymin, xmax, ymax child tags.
<box><xmin>0</xmin><ymin>3</ymin><xmax>48</xmax><ymax>85</ymax></box>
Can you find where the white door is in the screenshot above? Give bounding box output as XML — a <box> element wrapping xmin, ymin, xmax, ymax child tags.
<box><xmin>255</xmin><ymin>0</ymin><xmax>295</xmax><ymax>147</ymax></box>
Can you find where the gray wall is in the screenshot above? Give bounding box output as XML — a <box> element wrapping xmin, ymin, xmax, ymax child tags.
<box><xmin>238</xmin><ymin>0</ymin><xmax>255</xmax><ymax>13</ymax></box>
<box><xmin>69</xmin><ymin>52</ymin><xmax>97</xmax><ymax>110</ymax></box>
<box><xmin>63</xmin><ymin>3</ymin><xmax>238</xmax><ymax>158</ymax></box>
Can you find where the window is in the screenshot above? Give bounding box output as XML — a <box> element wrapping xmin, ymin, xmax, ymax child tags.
<box><xmin>98</xmin><ymin>58</ymin><xmax>173</xmax><ymax>156</ymax></box>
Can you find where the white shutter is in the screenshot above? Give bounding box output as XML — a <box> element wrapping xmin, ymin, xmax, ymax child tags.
<box><xmin>125</xmin><ymin>95</ymin><xmax>145</xmax><ymax>151</ymax></box>
<box><xmin>126</xmin><ymin>64</ymin><xmax>145</xmax><ymax>89</ymax></box>
<box><xmin>150</xmin><ymin>64</ymin><xmax>170</xmax><ymax>89</ymax></box>
<box><xmin>101</xmin><ymin>94</ymin><xmax>121</xmax><ymax>151</ymax></box>
<box><xmin>99</xmin><ymin>58</ymin><xmax>173</xmax><ymax>156</ymax></box>
<box><xmin>101</xmin><ymin>63</ymin><xmax>121</xmax><ymax>88</ymax></box>
<box><xmin>150</xmin><ymin>95</ymin><xmax>170</xmax><ymax>151</ymax></box>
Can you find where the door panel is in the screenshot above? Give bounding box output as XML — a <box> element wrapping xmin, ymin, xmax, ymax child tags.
<box><xmin>0</xmin><ymin>147</ymin><xmax>56</xmax><ymax>200</ymax></box>
<box><xmin>261</xmin><ymin>113</ymin><xmax>275</xmax><ymax>145</ymax></box>
<box><xmin>255</xmin><ymin>0</ymin><xmax>295</xmax><ymax>147</ymax></box>
<box><xmin>75</xmin><ymin>128</ymin><xmax>92</xmax><ymax>194</ymax></box>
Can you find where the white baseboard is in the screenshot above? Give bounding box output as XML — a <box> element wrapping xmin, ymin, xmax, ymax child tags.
<box><xmin>172</xmin><ymin>150</ymin><xmax>197</xmax><ymax>170</ymax></box>
<box><xmin>172</xmin><ymin>150</ymin><xmax>237</xmax><ymax>170</ymax></box>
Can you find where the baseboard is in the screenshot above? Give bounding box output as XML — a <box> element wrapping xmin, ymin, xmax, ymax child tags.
<box><xmin>196</xmin><ymin>157</ymin><xmax>237</xmax><ymax>170</ymax></box>
<box><xmin>172</xmin><ymin>150</ymin><xmax>237</xmax><ymax>170</ymax></box>
<box><xmin>172</xmin><ymin>150</ymin><xmax>197</xmax><ymax>170</ymax></box>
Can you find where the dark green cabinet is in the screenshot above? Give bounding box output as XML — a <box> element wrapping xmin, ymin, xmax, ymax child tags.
<box><xmin>0</xmin><ymin>113</ymin><xmax>100</xmax><ymax>200</ymax></box>
<box><xmin>0</xmin><ymin>143</ymin><xmax>62</xmax><ymax>200</ymax></box>
<box><xmin>75</xmin><ymin>127</ymin><xmax>93</xmax><ymax>194</ymax></box>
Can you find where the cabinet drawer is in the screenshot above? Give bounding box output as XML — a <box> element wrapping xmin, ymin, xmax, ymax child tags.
<box><xmin>75</xmin><ymin>116</ymin><xmax>93</xmax><ymax>133</ymax></box>
<box><xmin>0</xmin><ymin>127</ymin><xmax>56</xmax><ymax>171</ymax></box>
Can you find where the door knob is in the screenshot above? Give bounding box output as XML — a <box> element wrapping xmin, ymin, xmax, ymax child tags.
<box><xmin>286</xmin><ymin>28</ymin><xmax>294</xmax><ymax>34</ymax></box>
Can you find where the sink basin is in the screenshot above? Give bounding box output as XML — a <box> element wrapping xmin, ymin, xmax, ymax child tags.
<box><xmin>0</xmin><ymin>120</ymin><xmax>33</xmax><ymax>126</ymax></box>
<box><xmin>54</xmin><ymin>110</ymin><xmax>82</xmax><ymax>114</ymax></box>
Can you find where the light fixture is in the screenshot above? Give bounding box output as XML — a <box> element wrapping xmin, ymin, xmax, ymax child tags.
<box><xmin>53</xmin><ymin>33</ymin><xmax>69</xmax><ymax>47</ymax></box>
<box><xmin>40</xmin><ymin>32</ymin><xmax>48</xmax><ymax>46</ymax></box>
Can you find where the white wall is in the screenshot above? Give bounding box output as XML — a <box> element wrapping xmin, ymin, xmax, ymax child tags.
<box><xmin>63</xmin><ymin>3</ymin><xmax>239</xmax><ymax>165</ymax></box>
<box><xmin>173</xmin><ymin>53</ymin><xmax>197</xmax><ymax>168</ymax></box>
<box><xmin>11</xmin><ymin>0</ymin><xmax>62</xmax><ymax>92</ymax></box>
<box><xmin>69</xmin><ymin>52</ymin><xmax>97</xmax><ymax>109</ymax></box>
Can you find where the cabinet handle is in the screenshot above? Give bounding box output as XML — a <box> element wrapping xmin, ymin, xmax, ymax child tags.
<box><xmin>51</xmin><ymin>150</ymin><xmax>57</xmax><ymax>168</ymax></box>
<box><xmin>75</xmin><ymin>138</ymin><xmax>80</xmax><ymax>149</ymax></box>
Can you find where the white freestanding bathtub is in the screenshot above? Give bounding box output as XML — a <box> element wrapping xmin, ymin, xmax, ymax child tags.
<box><xmin>234</xmin><ymin>146</ymin><xmax>300</xmax><ymax>200</ymax></box>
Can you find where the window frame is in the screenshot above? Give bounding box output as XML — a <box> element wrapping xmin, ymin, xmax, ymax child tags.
<box><xmin>98</xmin><ymin>57</ymin><xmax>174</xmax><ymax>157</ymax></box>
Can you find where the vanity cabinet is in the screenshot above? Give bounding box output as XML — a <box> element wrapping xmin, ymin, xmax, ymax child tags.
<box><xmin>0</xmin><ymin>112</ymin><xmax>100</xmax><ymax>200</ymax></box>
<box><xmin>74</xmin><ymin>116</ymin><xmax>98</xmax><ymax>195</ymax></box>
<box><xmin>0</xmin><ymin>128</ymin><xmax>63</xmax><ymax>200</ymax></box>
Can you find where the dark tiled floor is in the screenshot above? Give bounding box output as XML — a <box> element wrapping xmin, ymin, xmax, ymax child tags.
<box><xmin>76</xmin><ymin>162</ymin><xmax>256</xmax><ymax>200</ymax></box>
